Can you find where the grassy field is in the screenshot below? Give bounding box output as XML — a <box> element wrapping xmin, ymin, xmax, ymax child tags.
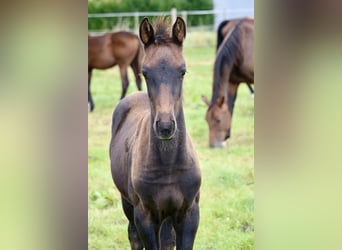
<box><xmin>88</xmin><ymin>31</ymin><xmax>254</xmax><ymax>249</ymax></box>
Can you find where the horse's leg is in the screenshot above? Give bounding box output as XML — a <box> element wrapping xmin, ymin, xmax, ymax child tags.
<box><xmin>119</xmin><ymin>65</ymin><xmax>129</xmax><ymax>99</ymax></box>
<box><xmin>131</xmin><ymin>63</ymin><xmax>142</xmax><ymax>91</ymax></box>
<box><xmin>225</xmin><ymin>82</ymin><xmax>239</xmax><ymax>139</ymax></box>
<box><xmin>159</xmin><ymin>217</ymin><xmax>176</xmax><ymax>250</ymax></box>
<box><xmin>121</xmin><ymin>197</ymin><xmax>143</xmax><ymax>250</ymax></box>
<box><xmin>134</xmin><ymin>205</ymin><xmax>158</xmax><ymax>250</ymax></box>
<box><xmin>88</xmin><ymin>69</ymin><xmax>94</xmax><ymax>112</ymax></box>
<box><xmin>173</xmin><ymin>202</ymin><xmax>200</xmax><ymax>250</ymax></box>
<box><xmin>228</xmin><ymin>82</ymin><xmax>239</xmax><ymax>117</ymax></box>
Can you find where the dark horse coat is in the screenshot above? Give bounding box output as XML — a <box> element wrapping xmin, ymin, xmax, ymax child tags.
<box><xmin>110</xmin><ymin>17</ymin><xmax>201</xmax><ymax>250</ymax></box>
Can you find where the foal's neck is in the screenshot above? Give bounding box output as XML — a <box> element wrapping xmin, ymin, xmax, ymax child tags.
<box><xmin>152</xmin><ymin>109</ymin><xmax>187</xmax><ymax>166</ymax></box>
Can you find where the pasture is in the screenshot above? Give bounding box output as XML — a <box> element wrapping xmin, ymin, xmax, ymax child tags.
<box><xmin>88</xmin><ymin>30</ymin><xmax>254</xmax><ymax>249</ymax></box>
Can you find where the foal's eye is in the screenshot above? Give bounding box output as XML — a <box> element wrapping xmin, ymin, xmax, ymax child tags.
<box><xmin>215</xmin><ymin>118</ymin><xmax>221</xmax><ymax>124</ymax></box>
<box><xmin>181</xmin><ymin>70</ymin><xmax>186</xmax><ymax>77</ymax></box>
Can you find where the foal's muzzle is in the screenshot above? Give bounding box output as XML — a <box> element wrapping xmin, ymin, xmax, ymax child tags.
<box><xmin>155</xmin><ymin>118</ymin><xmax>176</xmax><ymax>140</ymax></box>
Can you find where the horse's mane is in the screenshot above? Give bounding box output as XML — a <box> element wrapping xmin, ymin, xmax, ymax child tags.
<box><xmin>210</xmin><ymin>21</ymin><xmax>243</xmax><ymax>107</ymax></box>
<box><xmin>152</xmin><ymin>17</ymin><xmax>172</xmax><ymax>44</ymax></box>
<box><xmin>216</xmin><ymin>20</ymin><xmax>230</xmax><ymax>51</ymax></box>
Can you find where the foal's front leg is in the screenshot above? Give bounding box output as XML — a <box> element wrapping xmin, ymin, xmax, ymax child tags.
<box><xmin>174</xmin><ymin>202</ymin><xmax>200</xmax><ymax>250</ymax></box>
<box><xmin>134</xmin><ymin>205</ymin><xmax>159</xmax><ymax>250</ymax></box>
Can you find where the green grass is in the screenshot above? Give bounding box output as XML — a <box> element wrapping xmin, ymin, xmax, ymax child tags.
<box><xmin>88</xmin><ymin>31</ymin><xmax>254</xmax><ymax>249</ymax></box>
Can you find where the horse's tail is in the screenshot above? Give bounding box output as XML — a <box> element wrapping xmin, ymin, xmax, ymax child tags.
<box><xmin>216</xmin><ymin>20</ymin><xmax>230</xmax><ymax>51</ymax></box>
<box><xmin>131</xmin><ymin>37</ymin><xmax>144</xmax><ymax>90</ymax></box>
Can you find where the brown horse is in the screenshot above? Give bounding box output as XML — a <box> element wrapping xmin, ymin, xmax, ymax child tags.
<box><xmin>88</xmin><ymin>31</ymin><xmax>143</xmax><ymax>111</ymax></box>
<box><xmin>202</xmin><ymin>17</ymin><xmax>254</xmax><ymax>147</ymax></box>
<box><xmin>217</xmin><ymin>18</ymin><xmax>254</xmax><ymax>96</ymax></box>
<box><xmin>110</xmin><ymin>17</ymin><xmax>201</xmax><ymax>249</ymax></box>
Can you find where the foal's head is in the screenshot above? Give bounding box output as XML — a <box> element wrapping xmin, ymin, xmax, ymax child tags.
<box><xmin>139</xmin><ymin>17</ymin><xmax>186</xmax><ymax>140</ymax></box>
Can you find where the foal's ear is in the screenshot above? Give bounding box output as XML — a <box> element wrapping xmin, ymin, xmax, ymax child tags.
<box><xmin>140</xmin><ymin>17</ymin><xmax>154</xmax><ymax>46</ymax></box>
<box><xmin>172</xmin><ymin>17</ymin><xmax>186</xmax><ymax>45</ymax></box>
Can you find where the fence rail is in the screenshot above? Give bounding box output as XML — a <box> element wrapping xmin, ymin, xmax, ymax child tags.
<box><xmin>88</xmin><ymin>9</ymin><xmax>253</xmax><ymax>18</ymax></box>
<box><xmin>88</xmin><ymin>8</ymin><xmax>253</xmax><ymax>32</ymax></box>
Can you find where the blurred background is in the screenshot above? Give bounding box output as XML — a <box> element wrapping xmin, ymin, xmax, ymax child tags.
<box><xmin>1</xmin><ymin>0</ymin><xmax>342</xmax><ymax>249</ymax></box>
<box><xmin>88</xmin><ymin>0</ymin><xmax>253</xmax><ymax>32</ymax></box>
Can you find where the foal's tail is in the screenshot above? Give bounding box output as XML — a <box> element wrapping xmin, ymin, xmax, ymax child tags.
<box><xmin>216</xmin><ymin>20</ymin><xmax>230</xmax><ymax>51</ymax></box>
<box><xmin>131</xmin><ymin>39</ymin><xmax>144</xmax><ymax>91</ymax></box>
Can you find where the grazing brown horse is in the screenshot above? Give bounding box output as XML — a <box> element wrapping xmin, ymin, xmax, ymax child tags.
<box><xmin>202</xmin><ymin>17</ymin><xmax>254</xmax><ymax>147</ymax></box>
<box><xmin>88</xmin><ymin>31</ymin><xmax>143</xmax><ymax>111</ymax></box>
<box><xmin>110</xmin><ymin>17</ymin><xmax>201</xmax><ymax>249</ymax></box>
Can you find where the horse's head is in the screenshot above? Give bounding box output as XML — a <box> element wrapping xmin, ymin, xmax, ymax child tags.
<box><xmin>139</xmin><ymin>17</ymin><xmax>186</xmax><ymax>140</ymax></box>
<box><xmin>202</xmin><ymin>95</ymin><xmax>231</xmax><ymax>148</ymax></box>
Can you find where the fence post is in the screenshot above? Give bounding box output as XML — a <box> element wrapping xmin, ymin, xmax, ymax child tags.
<box><xmin>181</xmin><ymin>11</ymin><xmax>187</xmax><ymax>26</ymax></box>
<box><xmin>134</xmin><ymin>12</ymin><xmax>139</xmax><ymax>33</ymax></box>
<box><xmin>171</xmin><ymin>8</ymin><xmax>177</xmax><ymax>24</ymax></box>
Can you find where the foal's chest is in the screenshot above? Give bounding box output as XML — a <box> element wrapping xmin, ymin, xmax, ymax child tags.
<box><xmin>133</xmin><ymin>167</ymin><xmax>200</xmax><ymax>212</ymax></box>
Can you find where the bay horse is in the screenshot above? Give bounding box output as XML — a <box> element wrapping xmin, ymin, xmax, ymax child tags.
<box><xmin>217</xmin><ymin>18</ymin><xmax>254</xmax><ymax>96</ymax></box>
<box><xmin>202</xmin><ymin>17</ymin><xmax>254</xmax><ymax>147</ymax></box>
<box><xmin>88</xmin><ymin>31</ymin><xmax>143</xmax><ymax>111</ymax></box>
<box><xmin>110</xmin><ymin>17</ymin><xmax>201</xmax><ymax>249</ymax></box>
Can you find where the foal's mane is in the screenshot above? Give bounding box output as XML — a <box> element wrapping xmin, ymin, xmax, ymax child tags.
<box><xmin>152</xmin><ymin>17</ymin><xmax>173</xmax><ymax>44</ymax></box>
<box><xmin>210</xmin><ymin>21</ymin><xmax>243</xmax><ymax>107</ymax></box>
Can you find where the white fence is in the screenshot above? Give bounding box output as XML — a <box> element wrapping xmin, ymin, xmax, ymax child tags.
<box><xmin>88</xmin><ymin>8</ymin><xmax>253</xmax><ymax>32</ymax></box>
